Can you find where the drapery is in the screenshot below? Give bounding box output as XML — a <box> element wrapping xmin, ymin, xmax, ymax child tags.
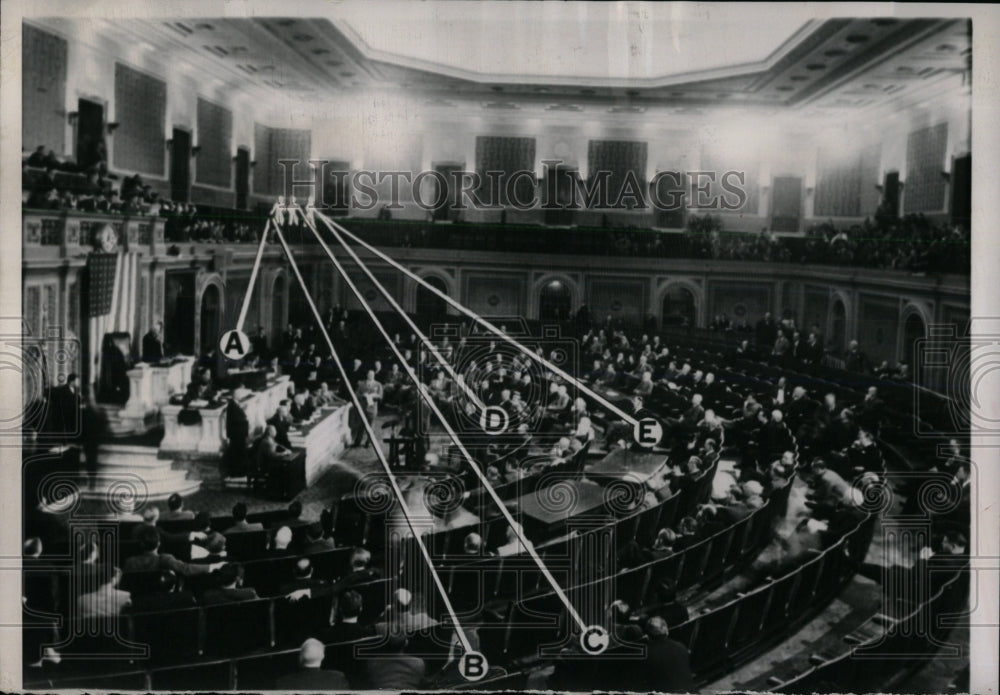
<box><xmin>476</xmin><ymin>136</ymin><xmax>536</xmax><ymax>205</ymax></box>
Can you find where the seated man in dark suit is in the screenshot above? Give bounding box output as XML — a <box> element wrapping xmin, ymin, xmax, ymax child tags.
<box><xmin>258</xmin><ymin>425</ymin><xmax>296</xmax><ymax>464</ymax></box>
<box><xmin>365</xmin><ymin>633</ymin><xmax>426</xmax><ymax>690</ymax></box>
<box><xmin>160</xmin><ymin>493</ymin><xmax>196</xmax><ymax>521</ymax></box>
<box><xmin>326</xmin><ymin>589</ymin><xmax>377</xmax><ymax>643</ymax></box>
<box><xmin>332</xmin><ymin>547</ymin><xmax>381</xmax><ymax>592</ymax></box>
<box><xmin>290</xmin><ymin>388</ymin><xmax>316</xmax><ymax>422</ymax></box>
<box><xmin>279</xmin><ymin>558</ymin><xmax>329</xmax><ymax>600</ymax></box>
<box><xmin>201</xmin><ymin>563</ymin><xmax>258</xmax><ymax>605</ymax></box>
<box><xmin>142</xmin><ymin>321</ymin><xmax>166</xmax><ymax>364</ymax></box>
<box><xmin>640</xmin><ymin>616</ymin><xmax>694</xmax><ymax>693</ymax></box>
<box><xmin>123</xmin><ymin>525</ymin><xmax>221</xmax><ymax>577</ymax></box>
<box><xmin>225</xmin><ymin>502</ymin><xmax>264</xmax><ymax>534</ymax></box>
<box><xmin>125</xmin><ymin>569</ymin><xmax>197</xmax><ymax>612</ymax></box>
<box><xmin>275</xmin><ymin>639</ymin><xmax>350</xmax><ymax>690</ymax></box>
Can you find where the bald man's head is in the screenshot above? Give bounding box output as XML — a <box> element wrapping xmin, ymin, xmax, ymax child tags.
<box><xmin>299</xmin><ymin>638</ymin><xmax>325</xmax><ymax>668</ymax></box>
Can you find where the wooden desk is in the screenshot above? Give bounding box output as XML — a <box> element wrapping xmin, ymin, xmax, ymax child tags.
<box><xmin>121</xmin><ymin>356</ymin><xmax>196</xmax><ymax>432</ymax></box>
<box><xmin>286</xmin><ymin>403</ymin><xmax>352</xmax><ymax>486</ymax></box>
<box><xmin>585</xmin><ymin>449</ymin><xmax>669</xmax><ymax>485</ymax></box>
<box><xmin>159</xmin><ymin>374</ymin><xmax>290</xmax><ymax>457</ymax></box>
<box><xmin>513</xmin><ymin>479</ymin><xmax>609</xmax><ymax>539</ymax></box>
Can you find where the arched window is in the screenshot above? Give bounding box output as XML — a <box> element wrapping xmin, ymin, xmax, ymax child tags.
<box><xmin>539</xmin><ymin>280</ymin><xmax>572</xmax><ymax>321</ymax></box>
<box><xmin>662</xmin><ymin>286</ymin><xmax>696</xmax><ymax>327</ymax></box>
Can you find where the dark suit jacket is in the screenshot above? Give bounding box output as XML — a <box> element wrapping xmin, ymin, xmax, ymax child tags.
<box><xmin>642</xmin><ymin>637</ymin><xmax>695</xmax><ymax>692</ymax></box>
<box><xmin>275</xmin><ymin>667</ymin><xmax>350</xmax><ymax>690</ymax></box>
<box><xmin>142</xmin><ymin>332</ymin><xmax>164</xmax><ymax>363</ymax></box>
<box><xmin>201</xmin><ymin>586</ymin><xmax>259</xmax><ymax>606</ymax></box>
<box><xmin>126</xmin><ymin>591</ymin><xmax>197</xmax><ymax>613</ymax></box>
<box><xmin>325</xmin><ymin>621</ymin><xmax>376</xmax><ymax>643</ymax></box>
<box><xmin>366</xmin><ymin>655</ymin><xmax>425</xmax><ymax>690</ymax></box>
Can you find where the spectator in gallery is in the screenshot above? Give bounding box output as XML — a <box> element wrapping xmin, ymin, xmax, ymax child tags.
<box><xmin>201</xmin><ymin>563</ymin><xmax>258</xmax><ymax>606</ymax></box>
<box><xmin>639</xmin><ymin>616</ymin><xmax>695</xmax><ymax>692</ymax></box>
<box><xmin>275</xmin><ymin>639</ymin><xmax>350</xmax><ymax>690</ymax></box>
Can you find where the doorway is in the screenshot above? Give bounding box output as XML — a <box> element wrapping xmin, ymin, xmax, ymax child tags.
<box><xmin>170</xmin><ymin>127</ymin><xmax>192</xmax><ymax>203</ymax></box>
<box><xmin>539</xmin><ymin>280</ymin><xmax>572</xmax><ymax>322</ymax></box>
<box><xmin>76</xmin><ymin>99</ymin><xmax>105</xmax><ymax>172</ymax></box>
<box><xmin>164</xmin><ymin>271</ymin><xmax>196</xmax><ymax>355</ymax></box>
<box><xmin>415</xmin><ymin>276</ymin><xmax>449</xmax><ymax>319</ymax></box>
<box><xmin>661</xmin><ymin>285</ymin><xmax>696</xmax><ymax>327</ymax></box>
<box><xmin>199</xmin><ymin>285</ymin><xmax>222</xmax><ymax>357</ymax></box>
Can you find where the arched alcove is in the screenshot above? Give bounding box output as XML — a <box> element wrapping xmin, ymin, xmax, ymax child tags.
<box><xmin>661</xmin><ymin>284</ymin><xmax>697</xmax><ymax>327</ymax></box>
<box><xmin>539</xmin><ymin>279</ymin><xmax>573</xmax><ymax>321</ymax></box>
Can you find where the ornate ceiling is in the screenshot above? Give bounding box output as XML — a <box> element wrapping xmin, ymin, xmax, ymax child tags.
<box><xmin>34</xmin><ymin>14</ymin><xmax>971</xmax><ymax>119</ymax></box>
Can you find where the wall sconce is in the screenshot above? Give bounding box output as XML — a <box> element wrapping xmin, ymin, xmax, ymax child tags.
<box><xmin>191</xmin><ymin>146</ymin><xmax>202</xmax><ymax>157</ymax></box>
<box><xmin>106</xmin><ymin>122</ymin><xmax>120</xmax><ymax>135</ymax></box>
<box><xmin>67</xmin><ymin>112</ymin><xmax>79</xmax><ymax>125</ymax></box>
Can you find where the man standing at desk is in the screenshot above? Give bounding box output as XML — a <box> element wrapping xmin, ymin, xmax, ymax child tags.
<box><xmin>142</xmin><ymin>320</ymin><xmax>166</xmax><ymax>364</ymax></box>
<box><xmin>352</xmin><ymin>370</ymin><xmax>383</xmax><ymax>448</ymax></box>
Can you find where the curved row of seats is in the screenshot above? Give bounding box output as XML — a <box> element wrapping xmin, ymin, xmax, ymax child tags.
<box><xmin>770</xmin><ymin>561</ymin><xmax>969</xmax><ymax>693</ymax></box>
<box><xmin>27</xmin><ymin>329</ymin><xmax>876</xmax><ymax>689</ymax></box>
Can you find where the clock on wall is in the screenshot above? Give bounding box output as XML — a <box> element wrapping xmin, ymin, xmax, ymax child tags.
<box><xmin>92</xmin><ymin>223</ymin><xmax>119</xmax><ymax>253</ymax></box>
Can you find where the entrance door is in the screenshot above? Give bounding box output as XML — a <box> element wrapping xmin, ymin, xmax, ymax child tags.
<box><xmin>200</xmin><ymin>285</ymin><xmax>222</xmax><ymax>357</ymax></box>
<box><xmin>539</xmin><ymin>280</ymin><xmax>572</xmax><ymax>322</ymax></box>
<box><xmin>170</xmin><ymin>127</ymin><xmax>192</xmax><ymax>203</ymax></box>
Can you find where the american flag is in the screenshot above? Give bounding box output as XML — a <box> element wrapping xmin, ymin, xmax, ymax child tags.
<box><xmin>87</xmin><ymin>251</ymin><xmax>140</xmax><ymax>390</ymax></box>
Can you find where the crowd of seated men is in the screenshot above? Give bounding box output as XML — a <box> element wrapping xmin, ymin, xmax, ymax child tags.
<box><xmin>22</xmin><ymin>485</ymin><xmax>513</xmax><ymax>689</ymax></box>
<box><xmin>22</xmin><ymin>145</ymin><xmax>263</xmax><ymax>243</ymax></box>
<box><xmin>23</xmin><ymin>301</ymin><xmax>963</xmax><ymax>686</ymax></box>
